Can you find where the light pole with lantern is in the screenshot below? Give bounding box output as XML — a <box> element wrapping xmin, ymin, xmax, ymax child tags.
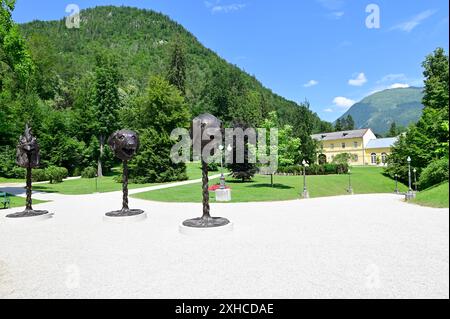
<box><xmin>347</xmin><ymin>168</ymin><xmax>353</xmax><ymax>195</ymax></box>
<box><xmin>218</xmin><ymin>144</ymin><xmax>232</xmax><ymax>190</ymax></box>
<box><xmin>405</xmin><ymin>156</ymin><xmax>415</xmax><ymax>200</ymax></box>
<box><xmin>394</xmin><ymin>174</ymin><xmax>399</xmax><ymax>194</ymax></box>
<box><xmin>301</xmin><ymin>159</ymin><xmax>309</xmax><ymax>198</ymax></box>
<box><xmin>413</xmin><ymin>168</ymin><xmax>417</xmax><ymax>193</ymax></box>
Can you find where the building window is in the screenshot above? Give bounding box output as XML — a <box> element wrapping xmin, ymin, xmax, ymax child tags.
<box><xmin>318</xmin><ymin>154</ymin><xmax>327</xmax><ymax>164</ymax></box>
<box><xmin>354</xmin><ymin>141</ymin><xmax>358</xmax><ymax>148</ymax></box>
<box><xmin>354</xmin><ymin>155</ymin><xmax>358</xmax><ymax>162</ymax></box>
<box><xmin>371</xmin><ymin>153</ymin><xmax>377</xmax><ymax>164</ymax></box>
<box><xmin>381</xmin><ymin>152</ymin><xmax>387</xmax><ymax>164</ymax></box>
<box><xmin>330</xmin><ymin>143</ymin><xmax>334</xmax><ymax>149</ymax></box>
<box><xmin>342</xmin><ymin>143</ymin><xmax>346</xmax><ymax>149</ymax></box>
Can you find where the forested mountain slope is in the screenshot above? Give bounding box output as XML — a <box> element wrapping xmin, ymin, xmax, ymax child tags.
<box><xmin>20</xmin><ymin>5</ymin><xmax>329</xmax><ymax>133</ymax></box>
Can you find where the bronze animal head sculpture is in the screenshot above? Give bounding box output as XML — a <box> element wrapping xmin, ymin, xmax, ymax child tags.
<box><xmin>16</xmin><ymin>124</ymin><xmax>40</xmax><ymax>168</ymax></box>
<box><xmin>183</xmin><ymin>113</ymin><xmax>230</xmax><ymax>228</ymax></box>
<box><xmin>192</xmin><ymin>113</ymin><xmax>222</xmax><ymax>159</ymax></box>
<box><xmin>108</xmin><ymin>129</ymin><xmax>140</xmax><ymax>161</ymax></box>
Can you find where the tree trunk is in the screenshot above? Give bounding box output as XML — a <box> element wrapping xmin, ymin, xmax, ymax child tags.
<box><xmin>97</xmin><ymin>135</ymin><xmax>104</xmax><ymax>177</ymax></box>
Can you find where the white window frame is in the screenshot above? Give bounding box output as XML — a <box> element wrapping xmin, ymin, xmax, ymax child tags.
<box><xmin>371</xmin><ymin>153</ymin><xmax>377</xmax><ymax>164</ymax></box>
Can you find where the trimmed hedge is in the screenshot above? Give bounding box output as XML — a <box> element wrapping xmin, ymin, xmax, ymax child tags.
<box><xmin>45</xmin><ymin>166</ymin><xmax>69</xmax><ymax>183</ymax></box>
<box><xmin>81</xmin><ymin>167</ymin><xmax>97</xmax><ymax>179</ymax></box>
<box><xmin>276</xmin><ymin>163</ymin><xmax>349</xmax><ymax>175</ymax></box>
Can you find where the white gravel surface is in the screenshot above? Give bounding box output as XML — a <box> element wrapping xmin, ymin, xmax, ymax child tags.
<box><xmin>0</xmin><ymin>188</ymin><xmax>448</xmax><ymax>299</ymax></box>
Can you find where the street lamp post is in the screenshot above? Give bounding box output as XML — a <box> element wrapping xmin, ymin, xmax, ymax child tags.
<box><xmin>405</xmin><ymin>156</ymin><xmax>415</xmax><ymax>200</ymax></box>
<box><xmin>218</xmin><ymin>144</ymin><xmax>232</xmax><ymax>190</ymax></box>
<box><xmin>413</xmin><ymin>168</ymin><xmax>417</xmax><ymax>192</ymax></box>
<box><xmin>219</xmin><ymin>145</ymin><xmax>225</xmax><ymax>189</ymax></box>
<box><xmin>394</xmin><ymin>174</ymin><xmax>399</xmax><ymax>194</ymax></box>
<box><xmin>347</xmin><ymin>168</ymin><xmax>353</xmax><ymax>195</ymax></box>
<box><xmin>302</xmin><ymin>160</ymin><xmax>309</xmax><ymax>198</ymax></box>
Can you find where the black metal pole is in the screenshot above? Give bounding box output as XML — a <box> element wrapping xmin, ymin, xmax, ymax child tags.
<box><xmin>201</xmin><ymin>160</ymin><xmax>210</xmax><ymax>219</ymax></box>
<box><xmin>395</xmin><ymin>175</ymin><xmax>398</xmax><ymax>193</ymax></box>
<box><xmin>408</xmin><ymin>162</ymin><xmax>412</xmax><ymax>192</ymax></box>
<box><xmin>122</xmin><ymin>160</ymin><xmax>129</xmax><ymax>211</ymax></box>
<box><xmin>25</xmin><ymin>156</ymin><xmax>32</xmax><ymax>211</ymax></box>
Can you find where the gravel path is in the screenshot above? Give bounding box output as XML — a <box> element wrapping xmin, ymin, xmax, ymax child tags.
<box><xmin>0</xmin><ymin>190</ymin><xmax>448</xmax><ymax>299</ymax></box>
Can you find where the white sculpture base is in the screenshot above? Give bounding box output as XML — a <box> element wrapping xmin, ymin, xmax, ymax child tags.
<box><xmin>179</xmin><ymin>222</ymin><xmax>234</xmax><ymax>235</ymax></box>
<box><xmin>215</xmin><ymin>188</ymin><xmax>231</xmax><ymax>202</ymax></box>
<box><xmin>5</xmin><ymin>212</ymin><xmax>53</xmax><ymax>222</ymax></box>
<box><xmin>405</xmin><ymin>191</ymin><xmax>416</xmax><ymax>201</ymax></box>
<box><xmin>103</xmin><ymin>212</ymin><xmax>147</xmax><ymax>223</ymax></box>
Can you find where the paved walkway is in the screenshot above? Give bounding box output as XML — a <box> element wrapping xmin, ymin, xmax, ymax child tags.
<box><xmin>0</xmin><ymin>185</ymin><xmax>448</xmax><ymax>298</ymax></box>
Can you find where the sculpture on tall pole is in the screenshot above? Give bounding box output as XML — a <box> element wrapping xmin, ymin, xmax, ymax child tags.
<box><xmin>105</xmin><ymin>129</ymin><xmax>144</xmax><ymax>218</ymax></box>
<box><xmin>6</xmin><ymin>124</ymin><xmax>49</xmax><ymax>218</ymax></box>
<box><xmin>182</xmin><ymin>114</ymin><xmax>230</xmax><ymax>228</ymax></box>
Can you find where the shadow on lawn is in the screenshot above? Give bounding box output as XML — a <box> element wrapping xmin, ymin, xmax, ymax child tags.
<box><xmin>248</xmin><ymin>183</ymin><xmax>293</xmax><ymax>190</ymax></box>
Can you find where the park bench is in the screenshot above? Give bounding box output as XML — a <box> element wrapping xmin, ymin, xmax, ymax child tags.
<box><xmin>0</xmin><ymin>192</ymin><xmax>11</xmax><ymax>209</ymax></box>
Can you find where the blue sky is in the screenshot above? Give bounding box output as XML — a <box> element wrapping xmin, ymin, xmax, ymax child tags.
<box><xmin>12</xmin><ymin>0</ymin><xmax>449</xmax><ymax>122</ymax></box>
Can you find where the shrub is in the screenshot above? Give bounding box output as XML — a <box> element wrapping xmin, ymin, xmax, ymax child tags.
<box><xmin>45</xmin><ymin>166</ymin><xmax>68</xmax><ymax>184</ymax></box>
<box><xmin>31</xmin><ymin>169</ymin><xmax>48</xmax><ymax>182</ymax></box>
<box><xmin>207</xmin><ymin>162</ymin><xmax>219</xmax><ymax>172</ymax></box>
<box><xmin>418</xmin><ymin>158</ymin><xmax>449</xmax><ymax>190</ymax></box>
<box><xmin>276</xmin><ymin>163</ymin><xmax>348</xmax><ymax>175</ymax></box>
<box><xmin>72</xmin><ymin>167</ymin><xmax>82</xmax><ymax>177</ymax></box>
<box><xmin>10</xmin><ymin>167</ymin><xmax>26</xmax><ymax>179</ymax></box>
<box><xmin>81</xmin><ymin>167</ymin><xmax>97</xmax><ymax>179</ymax></box>
<box><xmin>0</xmin><ymin>147</ymin><xmax>24</xmax><ymax>178</ymax></box>
<box><xmin>332</xmin><ymin>153</ymin><xmax>357</xmax><ymax>164</ymax></box>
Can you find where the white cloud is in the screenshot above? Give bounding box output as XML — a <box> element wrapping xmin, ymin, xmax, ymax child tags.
<box><xmin>303</xmin><ymin>80</ymin><xmax>319</xmax><ymax>87</ymax></box>
<box><xmin>390</xmin><ymin>9</ymin><xmax>436</xmax><ymax>32</ymax></box>
<box><xmin>316</xmin><ymin>0</ymin><xmax>343</xmax><ymax>10</ymax></box>
<box><xmin>370</xmin><ymin>73</ymin><xmax>422</xmax><ymax>94</ymax></box>
<box><xmin>389</xmin><ymin>83</ymin><xmax>410</xmax><ymax>89</ymax></box>
<box><xmin>377</xmin><ymin>73</ymin><xmax>407</xmax><ymax>84</ymax></box>
<box><xmin>323</xmin><ymin>108</ymin><xmax>334</xmax><ymax>113</ymax></box>
<box><xmin>331</xmin><ymin>11</ymin><xmax>344</xmax><ymax>19</ymax></box>
<box><xmin>348</xmin><ymin>73</ymin><xmax>367</xmax><ymax>86</ymax></box>
<box><xmin>333</xmin><ymin>96</ymin><xmax>355</xmax><ymax>109</ymax></box>
<box><xmin>205</xmin><ymin>1</ymin><xmax>246</xmax><ymax>14</ymax></box>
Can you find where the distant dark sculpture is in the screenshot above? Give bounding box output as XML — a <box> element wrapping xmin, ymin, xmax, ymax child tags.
<box><xmin>105</xmin><ymin>129</ymin><xmax>144</xmax><ymax>217</ymax></box>
<box><xmin>6</xmin><ymin>124</ymin><xmax>49</xmax><ymax>218</ymax></box>
<box><xmin>182</xmin><ymin>114</ymin><xmax>230</xmax><ymax>228</ymax></box>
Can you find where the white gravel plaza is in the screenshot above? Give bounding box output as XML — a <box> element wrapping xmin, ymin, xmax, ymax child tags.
<box><xmin>0</xmin><ymin>183</ymin><xmax>448</xmax><ymax>299</ymax></box>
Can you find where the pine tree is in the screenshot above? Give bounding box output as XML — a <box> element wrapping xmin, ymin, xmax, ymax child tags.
<box><xmin>345</xmin><ymin>115</ymin><xmax>355</xmax><ymax>130</ymax></box>
<box><xmin>93</xmin><ymin>53</ymin><xmax>120</xmax><ymax>177</ymax></box>
<box><xmin>334</xmin><ymin>118</ymin><xmax>343</xmax><ymax>131</ymax></box>
<box><xmin>388</xmin><ymin>122</ymin><xmax>397</xmax><ymax>137</ymax></box>
<box><xmin>227</xmin><ymin>121</ymin><xmax>258</xmax><ymax>182</ymax></box>
<box><xmin>167</xmin><ymin>37</ymin><xmax>186</xmax><ymax>95</ymax></box>
<box><xmin>126</xmin><ymin>76</ymin><xmax>190</xmax><ymax>183</ymax></box>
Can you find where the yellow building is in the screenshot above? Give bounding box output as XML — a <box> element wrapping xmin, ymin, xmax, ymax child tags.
<box><xmin>311</xmin><ymin>128</ymin><xmax>398</xmax><ymax>166</ymax></box>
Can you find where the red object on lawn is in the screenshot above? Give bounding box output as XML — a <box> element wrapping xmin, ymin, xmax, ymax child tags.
<box><xmin>208</xmin><ymin>184</ymin><xmax>230</xmax><ymax>191</ymax></box>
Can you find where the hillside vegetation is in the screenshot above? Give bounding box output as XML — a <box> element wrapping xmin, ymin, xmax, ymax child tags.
<box><xmin>19</xmin><ymin>6</ymin><xmax>329</xmax><ymax>132</ymax></box>
<box><xmin>337</xmin><ymin>87</ymin><xmax>424</xmax><ymax>134</ymax></box>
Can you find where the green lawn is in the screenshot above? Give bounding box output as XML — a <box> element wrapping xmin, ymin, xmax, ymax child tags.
<box><xmin>1</xmin><ymin>193</ymin><xmax>46</xmax><ymax>209</ymax></box>
<box><xmin>0</xmin><ymin>177</ymin><xmax>24</xmax><ymax>183</ymax></box>
<box><xmin>28</xmin><ymin>162</ymin><xmax>204</xmax><ymax>195</ymax></box>
<box><xmin>133</xmin><ymin>166</ymin><xmax>408</xmax><ymax>203</ymax></box>
<box><xmin>412</xmin><ymin>182</ymin><xmax>449</xmax><ymax>208</ymax></box>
